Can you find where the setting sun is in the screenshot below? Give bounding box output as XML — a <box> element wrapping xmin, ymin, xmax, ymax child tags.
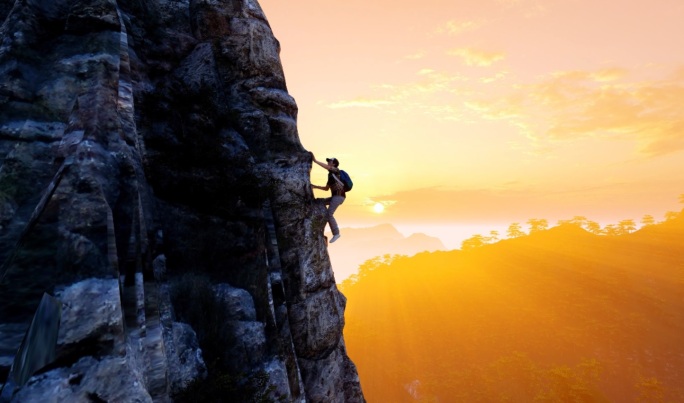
<box><xmin>373</xmin><ymin>203</ymin><xmax>385</xmax><ymax>214</ymax></box>
<box><xmin>260</xmin><ymin>0</ymin><xmax>684</xmax><ymax>236</ymax></box>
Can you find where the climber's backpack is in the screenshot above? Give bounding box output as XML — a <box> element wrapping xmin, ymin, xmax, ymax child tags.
<box><xmin>338</xmin><ymin>170</ymin><xmax>353</xmax><ymax>192</ymax></box>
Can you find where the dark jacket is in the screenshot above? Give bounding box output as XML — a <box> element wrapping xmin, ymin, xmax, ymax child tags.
<box><xmin>327</xmin><ymin>169</ymin><xmax>346</xmax><ymax>197</ymax></box>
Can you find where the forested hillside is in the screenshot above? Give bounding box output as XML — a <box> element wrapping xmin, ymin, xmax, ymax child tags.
<box><xmin>341</xmin><ymin>211</ymin><xmax>684</xmax><ymax>402</ymax></box>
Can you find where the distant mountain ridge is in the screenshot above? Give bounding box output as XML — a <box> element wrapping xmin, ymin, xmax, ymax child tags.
<box><xmin>327</xmin><ymin>224</ymin><xmax>445</xmax><ymax>282</ymax></box>
<box><xmin>341</xmin><ymin>211</ymin><xmax>684</xmax><ymax>402</ymax></box>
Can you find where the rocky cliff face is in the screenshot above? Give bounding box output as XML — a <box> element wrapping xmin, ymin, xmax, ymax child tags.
<box><xmin>0</xmin><ymin>0</ymin><xmax>364</xmax><ymax>401</ymax></box>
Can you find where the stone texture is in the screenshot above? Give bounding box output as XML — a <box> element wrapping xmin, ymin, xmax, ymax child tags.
<box><xmin>10</xmin><ymin>355</ymin><xmax>154</xmax><ymax>403</ymax></box>
<box><xmin>289</xmin><ymin>286</ymin><xmax>345</xmax><ymax>360</ymax></box>
<box><xmin>55</xmin><ymin>278</ymin><xmax>124</xmax><ymax>350</ymax></box>
<box><xmin>214</xmin><ymin>282</ymin><xmax>257</xmax><ymax>321</ymax></box>
<box><xmin>299</xmin><ymin>344</ymin><xmax>359</xmax><ymax>403</ymax></box>
<box><xmin>212</xmin><ymin>282</ymin><xmax>267</xmax><ymax>372</ymax></box>
<box><xmin>167</xmin><ymin>322</ymin><xmax>207</xmax><ymax>394</ymax></box>
<box><xmin>0</xmin><ymin>0</ymin><xmax>364</xmax><ymax>401</ymax></box>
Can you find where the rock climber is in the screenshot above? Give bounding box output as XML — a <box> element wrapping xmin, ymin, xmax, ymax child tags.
<box><xmin>310</xmin><ymin>153</ymin><xmax>345</xmax><ymax>243</ymax></box>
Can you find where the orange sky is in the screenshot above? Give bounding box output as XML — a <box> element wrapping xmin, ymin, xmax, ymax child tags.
<box><xmin>258</xmin><ymin>0</ymin><xmax>684</xmax><ymax>245</ymax></box>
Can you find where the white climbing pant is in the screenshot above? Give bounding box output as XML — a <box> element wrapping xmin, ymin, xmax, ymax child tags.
<box><xmin>325</xmin><ymin>196</ymin><xmax>345</xmax><ymax>236</ymax></box>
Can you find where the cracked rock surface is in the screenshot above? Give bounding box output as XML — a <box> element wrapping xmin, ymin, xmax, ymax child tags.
<box><xmin>0</xmin><ymin>0</ymin><xmax>364</xmax><ymax>401</ymax></box>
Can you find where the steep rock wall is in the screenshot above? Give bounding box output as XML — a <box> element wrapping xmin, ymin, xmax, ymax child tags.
<box><xmin>0</xmin><ymin>0</ymin><xmax>364</xmax><ymax>401</ymax></box>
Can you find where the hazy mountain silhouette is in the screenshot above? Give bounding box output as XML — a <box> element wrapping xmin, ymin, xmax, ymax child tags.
<box><xmin>341</xmin><ymin>210</ymin><xmax>684</xmax><ymax>402</ymax></box>
<box><xmin>327</xmin><ymin>224</ymin><xmax>445</xmax><ymax>282</ymax></box>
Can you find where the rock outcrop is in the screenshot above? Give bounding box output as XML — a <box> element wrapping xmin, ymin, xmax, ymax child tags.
<box><xmin>0</xmin><ymin>0</ymin><xmax>364</xmax><ymax>401</ymax></box>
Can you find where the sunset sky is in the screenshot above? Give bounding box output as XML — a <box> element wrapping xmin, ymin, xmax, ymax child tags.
<box><xmin>259</xmin><ymin>0</ymin><xmax>684</xmax><ymax>247</ymax></box>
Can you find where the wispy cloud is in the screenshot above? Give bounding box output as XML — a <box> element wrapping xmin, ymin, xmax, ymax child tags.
<box><xmin>466</xmin><ymin>66</ymin><xmax>684</xmax><ymax>156</ymax></box>
<box><xmin>325</xmin><ymin>70</ymin><xmax>470</xmax><ymax>118</ymax></box>
<box><xmin>672</xmin><ymin>67</ymin><xmax>684</xmax><ymax>81</ymax></box>
<box><xmin>367</xmin><ymin>182</ymin><xmax>682</xmax><ymax>225</ymax></box>
<box><xmin>325</xmin><ymin>61</ymin><xmax>684</xmax><ymax>157</ymax></box>
<box><xmin>365</xmin><ymin>198</ymin><xmax>397</xmax><ymax>208</ymax></box>
<box><xmin>367</xmin><ymin>185</ymin><xmax>604</xmax><ymax>223</ymax></box>
<box><xmin>436</xmin><ymin>19</ymin><xmax>481</xmax><ymax>36</ymax></box>
<box><xmin>495</xmin><ymin>0</ymin><xmax>550</xmax><ymax>18</ymax></box>
<box><xmin>447</xmin><ymin>47</ymin><xmax>505</xmax><ymax>67</ymax></box>
<box><xmin>481</xmin><ymin>71</ymin><xmax>509</xmax><ymax>83</ymax></box>
<box><xmin>590</xmin><ymin>68</ymin><xmax>627</xmax><ymax>82</ymax></box>
<box><xmin>327</xmin><ymin>98</ymin><xmax>395</xmax><ymax>109</ymax></box>
<box><xmin>404</xmin><ymin>52</ymin><xmax>426</xmax><ymax>60</ymax></box>
<box><xmin>465</xmin><ymin>99</ymin><xmax>522</xmax><ymax>120</ymax></box>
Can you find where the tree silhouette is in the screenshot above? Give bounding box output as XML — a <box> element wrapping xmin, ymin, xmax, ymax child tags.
<box><xmin>618</xmin><ymin>219</ymin><xmax>636</xmax><ymax>234</ymax></box>
<box><xmin>555</xmin><ymin>216</ymin><xmax>588</xmax><ymax>228</ymax></box>
<box><xmin>557</xmin><ymin>217</ymin><xmax>587</xmax><ymax>228</ymax></box>
<box><xmin>641</xmin><ymin>215</ymin><xmax>655</xmax><ymax>227</ymax></box>
<box><xmin>585</xmin><ymin>221</ymin><xmax>602</xmax><ymax>234</ymax></box>
<box><xmin>571</xmin><ymin>216</ymin><xmax>588</xmax><ymax>226</ymax></box>
<box><xmin>461</xmin><ymin>231</ymin><xmax>501</xmax><ymax>249</ymax></box>
<box><xmin>461</xmin><ymin>234</ymin><xmax>487</xmax><ymax>250</ymax></box>
<box><xmin>488</xmin><ymin>230</ymin><xmax>500</xmax><ymax>243</ymax></box>
<box><xmin>603</xmin><ymin>224</ymin><xmax>620</xmax><ymax>236</ymax></box>
<box><xmin>507</xmin><ymin>222</ymin><xmax>525</xmax><ymax>238</ymax></box>
<box><xmin>527</xmin><ymin>218</ymin><xmax>549</xmax><ymax>234</ymax></box>
<box><xmin>664</xmin><ymin>211</ymin><xmax>679</xmax><ymax>221</ymax></box>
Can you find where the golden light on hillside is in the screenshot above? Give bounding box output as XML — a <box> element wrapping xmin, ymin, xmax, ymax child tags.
<box><xmin>340</xmin><ymin>212</ymin><xmax>684</xmax><ymax>402</ymax></box>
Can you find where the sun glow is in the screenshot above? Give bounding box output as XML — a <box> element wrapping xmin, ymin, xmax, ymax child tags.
<box><xmin>373</xmin><ymin>203</ymin><xmax>385</xmax><ymax>214</ymax></box>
